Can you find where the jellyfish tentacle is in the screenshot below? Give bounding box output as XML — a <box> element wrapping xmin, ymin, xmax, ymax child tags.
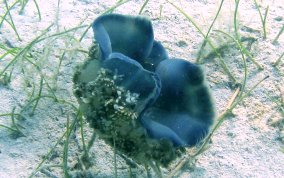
<box><xmin>144</xmin><ymin>41</ymin><xmax>169</xmax><ymax>71</ymax></box>
<box><xmin>102</xmin><ymin>53</ymin><xmax>161</xmax><ymax>113</ymax></box>
<box><xmin>93</xmin><ymin>14</ymin><xmax>154</xmax><ymax>62</ymax></box>
<box><xmin>140</xmin><ymin>108</ymin><xmax>211</xmax><ymax>147</ymax></box>
<box><xmin>140</xmin><ymin>58</ymin><xmax>215</xmax><ymax>147</ymax></box>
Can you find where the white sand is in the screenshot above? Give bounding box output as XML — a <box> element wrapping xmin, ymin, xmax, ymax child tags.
<box><xmin>0</xmin><ymin>0</ymin><xmax>284</xmax><ymax>177</ymax></box>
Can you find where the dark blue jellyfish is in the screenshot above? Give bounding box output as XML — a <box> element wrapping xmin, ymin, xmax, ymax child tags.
<box><xmin>87</xmin><ymin>13</ymin><xmax>215</xmax><ymax>147</ymax></box>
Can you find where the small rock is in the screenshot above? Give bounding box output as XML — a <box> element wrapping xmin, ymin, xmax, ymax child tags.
<box><xmin>274</xmin><ymin>16</ymin><xmax>283</xmax><ymax>21</ymax></box>
<box><xmin>176</xmin><ymin>40</ymin><xmax>188</xmax><ymax>47</ymax></box>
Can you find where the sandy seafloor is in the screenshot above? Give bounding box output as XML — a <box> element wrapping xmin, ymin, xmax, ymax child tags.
<box><xmin>0</xmin><ymin>0</ymin><xmax>284</xmax><ymax>177</ymax></box>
